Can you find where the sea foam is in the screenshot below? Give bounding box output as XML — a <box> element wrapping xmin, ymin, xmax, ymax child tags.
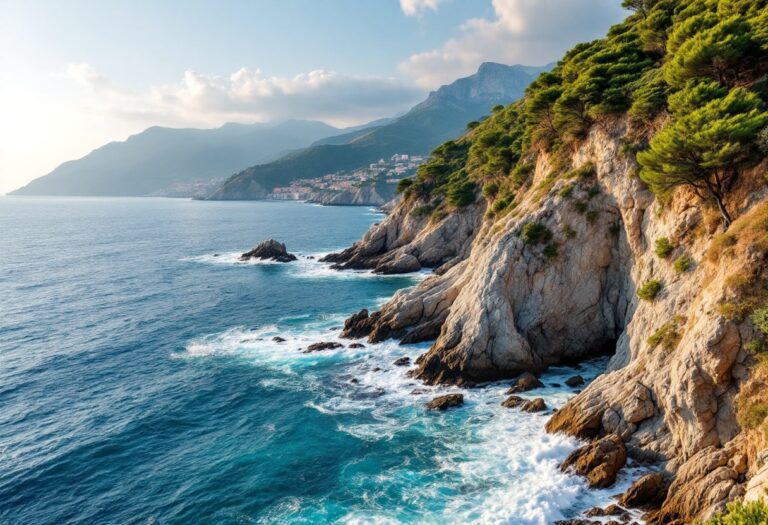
<box><xmin>184</xmin><ymin>316</ymin><xmax>648</xmax><ymax>525</ymax></box>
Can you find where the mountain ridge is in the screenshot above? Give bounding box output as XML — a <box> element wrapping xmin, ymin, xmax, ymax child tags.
<box><xmin>206</xmin><ymin>62</ymin><xmax>550</xmax><ymax>200</ymax></box>
<box><xmin>9</xmin><ymin>119</ymin><xmax>369</xmax><ymax>197</ymax></box>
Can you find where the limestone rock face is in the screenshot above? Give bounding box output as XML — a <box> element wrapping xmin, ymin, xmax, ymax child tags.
<box><xmin>321</xmin><ymin>199</ymin><xmax>484</xmax><ymax>273</ymax></box>
<box><xmin>332</xmin><ymin>117</ymin><xmax>768</xmax><ymax>519</ymax></box>
<box><xmin>646</xmin><ymin>444</ymin><xmax>745</xmax><ymax>523</ymax></box>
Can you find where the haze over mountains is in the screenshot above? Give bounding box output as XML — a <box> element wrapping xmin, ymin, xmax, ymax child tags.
<box><xmin>208</xmin><ymin>63</ymin><xmax>549</xmax><ymax>200</ymax></box>
<box><xmin>9</xmin><ymin>120</ymin><xmax>350</xmax><ymax>197</ymax></box>
<box><xmin>10</xmin><ymin>62</ymin><xmax>549</xmax><ymax>199</ymax></box>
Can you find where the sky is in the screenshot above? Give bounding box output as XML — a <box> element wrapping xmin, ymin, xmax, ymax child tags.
<box><xmin>0</xmin><ymin>0</ymin><xmax>627</xmax><ymax>194</ymax></box>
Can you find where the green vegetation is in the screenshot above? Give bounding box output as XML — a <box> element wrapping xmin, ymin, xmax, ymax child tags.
<box><xmin>655</xmin><ymin>237</ymin><xmax>674</xmax><ymax>258</ymax></box>
<box><xmin>673</xmin><ymin>254</ymin><xmax>694</xmax><ymax>273</ymax></box>
<box><xmin>543</xmin><ymin>243</ymin><xmax>558</xmax><ymax>258</ymax></box>
<box><xmin>648</xmin><ymin>316</ymin><xmax>685</xmax><ymax>350</ymax></box>
<box><xmin>759</xmin><ymin>127</ymin><xmax>768</xmax><ymax>154</ymax></box>
<box><xmin>396</xmin><ymin>178</ymin><xmax>414</xmax><ymax>194</ymax></box>
<box><xmin>638</xmin><ymin>85</ymin><xmax>768</xmax><ymax>227</ymax></box>
<box><xmin>482</xmin><ymin>182</ymin><xmax>499</xmax><ymax>198</ymax></box>
<box><xmin>558</xmin><ymin>185</ymin><xmax>574</xmax><ymax>198</ymax></box>
<box><xmin>698</xmin><ymin>499</ymin><xmax>768</xmax><ymax>524</ymax></box>
<box><xmin>403</xmin><ymin>0</ymin><xmax>767</xmax><ymax>233</ymax></box>
<box><xmin>521</xmin><ymin>223</ymin><xmax>553</xmax><ymax>245</ymax></box>
<box><xmin>637</xmin><ymin>279</ymin><xmax>663</xmax><ymax>301</ymax></box>
<box><xmin>753</xmin><ymin>306</ymin><xmax>768</xmax><ymax>336</ymax></box>
<box><xmin>412</xmin><ymin>204</ymin><xmax>434</xmax><ymax>218</ymax></box>
<box><xmin>566</xmin><ymin>163</ymin><xmax>597</xmax><ymax>180</ymax></box>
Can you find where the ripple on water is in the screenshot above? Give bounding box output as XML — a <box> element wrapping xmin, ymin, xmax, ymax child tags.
<box><xmin>183</xmin><ymin>319</ymin><xmax>647</xmax><ymax>525</ymax></box>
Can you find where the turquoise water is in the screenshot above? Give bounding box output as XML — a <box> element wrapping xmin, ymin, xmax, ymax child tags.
<box><xmin>0</xmin><ymin>197</ymin><xmax>639</xmax><ymax>525</ymax></box>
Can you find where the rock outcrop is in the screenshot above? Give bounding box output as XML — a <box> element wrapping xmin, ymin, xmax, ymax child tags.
<box><xmin>425</xmin><ymin>393</ymin><xmax>464</xmax><ymax>411</ymax></box>
<box><xmin>240</xmin><ymin>239</ymin><xmax>297</xmax><ymax>262</ymax></box>
<box><xmin>320</xmin><ymin>199</ymin><xmax>484</xmax><ymax>274</ymax></box>
<box><xmin>306</xmin><ymin>185</ymin><xmax>392</xmax><ymax>207</ymax></box>
<box><xmin>302</xmin><ymin>342</ymin><xmax>344</xmax><ymax>353</ymax></box>
<box><xmin>561</xmin><ymin>434</ymin><xmax>628</xmax><ymax>488</ymax></box>
<box><xmin>331</xmin><ymin>114</ymin><xmax>768</xmax><ymax>521</ymax></box>
<box><xmin>507</xmin><ymin>372</ymin><xmax>544</xmax><ymax>393</ymax></box>
<box><xmin>620</xmin><ymin>472</ymin><xmax>666</xmax><ymax>508</ymax></box>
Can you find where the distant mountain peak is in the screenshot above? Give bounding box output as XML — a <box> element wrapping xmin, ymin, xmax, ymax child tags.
<box><xmin>414</xmin><ymin>62</ymin><xmax>549</xmax><ymax>112</ymax></box>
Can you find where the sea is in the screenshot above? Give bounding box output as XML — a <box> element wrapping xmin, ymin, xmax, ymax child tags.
<box><xmin>0</xmin><ymin>197</ymin><xmax>643</xmax><ymax>525</ymax></box>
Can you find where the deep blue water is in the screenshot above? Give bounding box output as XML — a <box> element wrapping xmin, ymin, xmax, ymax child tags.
<box><xmin>0</xmin><ymin>197</ymin><xmax>637</xmax><ymax>525</ymax></box>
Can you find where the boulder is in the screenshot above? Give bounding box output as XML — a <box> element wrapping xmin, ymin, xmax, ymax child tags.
<box><xmin>303</xmin><ymin>342</ymin><xmax>344</xmax><ymax>353</ymax></box>
<box><xmin>565</xmin><ymin>375</ymin><xmax>585</xmax><ymax>387</ymax></box>
<box><xmin>501</xmin><ymin>395</ymin><xmax>525</xmax><ymax>408</ymax></box>
<box><xmin>348</xmin><ymin>343</ymin><xmax>366</xmax><ymax>349</ymax></box>
<box><xmin>560</xmin><ymin>434</ymin><xmax>627</xmax><ymax>488</ymax></box>
<box><xmin>522</xmin><ymin>398</ymin><xmax>547</xmax><ymax>412</ymax></box>
<box><xmin>620</xmin><ymin>472</ymin><xmax>666</xmax><ymax>508</ymax></box>
<box><xmin>425</xmin><ymin>393</ymin><xmax>464</xmax><ymax>411</ymax></box>
<box><xmin>506</xmin><ymin>372</ymin><xmax>544</xmax><ymax>394</ymax></box>
<box><xmin>272</xmin><ymin>336</ymin><xmax>286</xmax><ymax>343</ymax></box>
<box><xmin>393</xmin><ymin>357</ymin><xmax>411</xmax><ymax>366</ymax></box>
<box><xmin>240</xmin><ymin>239</ymin><xmax>297</xmax><ymax>263</ymax></box>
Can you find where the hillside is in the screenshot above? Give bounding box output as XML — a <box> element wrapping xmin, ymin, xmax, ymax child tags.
<box><xmin>9</xmin><ymin>120</ymin><xmax>347</xmax><ymax>197</ymax></box>
<box><xmin>323</xmin><ymin>0</ymin><xmax>768</xmax><ymax>523</ymax></box>
<box><xmin>206</xmin><ymin>62</ymin><xmax>549</xmax><ymax>200</ymax></box>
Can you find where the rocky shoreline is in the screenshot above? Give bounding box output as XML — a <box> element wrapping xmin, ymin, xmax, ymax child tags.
<box><xmin>320</xmin><ymin>117</ymin><xmax>768</xmax><ymax>523</ymax></box>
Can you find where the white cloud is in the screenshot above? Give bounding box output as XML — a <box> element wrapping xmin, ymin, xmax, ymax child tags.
<box><xmin>400</xmin><ymin>0</ymin><xmax>443</xmax><ymax>17</ymax></box>
<box><xmin>61</xmin><ymin>65</ymin><xmax>425</xmax><ymax>129</ymax></box>
<box><xmin>400</xmin><ymin>0</ymin><xmax>626</xmax><ymax>88</ymax></box>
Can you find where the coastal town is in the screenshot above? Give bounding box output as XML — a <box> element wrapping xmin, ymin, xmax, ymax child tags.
<box><xmin>267</xmin><ymin>153</ymin><xmax>425</xmax><ymax>201</ymax></box>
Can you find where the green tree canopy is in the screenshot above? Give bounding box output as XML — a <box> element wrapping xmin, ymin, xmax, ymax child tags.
<box><xmin>638</xmin><ymin>86</ymin><xmax>768</xmax><ymax>226</ymax></box>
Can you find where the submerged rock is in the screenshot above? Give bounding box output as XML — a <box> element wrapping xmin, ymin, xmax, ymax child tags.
<box><xmin>303</xmin><ymin>342</ymin><xmax>344</xmax><ymax>353</ymax></box>
<box><xmin>565</xmin><ymin>375</ymin><xmax>585</xmax><ymax>387</ymax></box>
<box><xmin>425</xmin><ymin>393</ymin><xmax>464</xmax><ymax>411</ymax></box>
<box><xmin>240</xmin><ymin>239</ymin><xmax>297</xmax><ymax>263</ymax></box>
<box><xmin>560</xmin><ymin>434</ymin><xmax>627</xmax><ymax>488</ymax></box>
<box><xmin>348</xmin><ymin>343</ymin><xmax>366</xmax><ymax>349</ymax></box>
<box><xmin>521</xmin><ymin>398</ymin><xmax>547</xmax><ymax>413</ymax></box>
<box><xmin>393</xmin><ymin>357</ymin><xmax>411</xmax><ymax>366</ymax></box>
<box><xmin>272</xmin><ymin>336</ymin><xmax>286</xmax><ymax>343</ymax></box>
<box><xmin>501</xmin><ymin>395</ymin><xmax>524</xmax><ymax>408</ymax></box>
<box><xmin>506</xmin><ymin>372</ymin><xmax>544</xmax><ymax>394</ymax></box>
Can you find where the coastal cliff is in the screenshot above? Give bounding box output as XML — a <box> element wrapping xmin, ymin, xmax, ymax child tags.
<box><xmin>327</xmin><ymin>1</ymin><xmax>768</xmax><ymax>521</ymax></box>
<box><xmin>306</xmin><ymin>185</ymin><xmax>392</xmax><ymax>206</ymax></box>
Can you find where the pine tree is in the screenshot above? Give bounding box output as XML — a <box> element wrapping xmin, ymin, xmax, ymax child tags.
<box><xmin>638</xmin><ymin>87</ymin><xmax>768</xmax><ymax>227</ymax></box>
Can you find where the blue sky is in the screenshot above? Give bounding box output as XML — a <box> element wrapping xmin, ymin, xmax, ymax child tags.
<box><xmin>0</xmin><ymin>0</ymin><xmax>626</xmax><ymax>193</ymax></box>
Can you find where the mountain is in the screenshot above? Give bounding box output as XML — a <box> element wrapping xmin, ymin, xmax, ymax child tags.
<box><xmin>9</xmin><ymin>120</ymin><xmax>349</xmax><ymax>197</ymax></box>
<box><xmin>207</xmin><ymin>62</ymin><xmax>550</xmax><ymax>200</ymax></box>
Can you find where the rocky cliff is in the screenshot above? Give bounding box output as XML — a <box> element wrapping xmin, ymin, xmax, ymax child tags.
<box><xmin>306</xmin><ymin>185</ymin><xmax>392</xmax><ymax>207</ymax></box>
<box><xmin>327</xmin><ymin>2</ymin><xmax>768</xmax><ymax>521</ymax></box>
<box><xmin>334</xmin><ymin>118</ymin><xmax>768</xmax><ymax>522</ymax></box>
